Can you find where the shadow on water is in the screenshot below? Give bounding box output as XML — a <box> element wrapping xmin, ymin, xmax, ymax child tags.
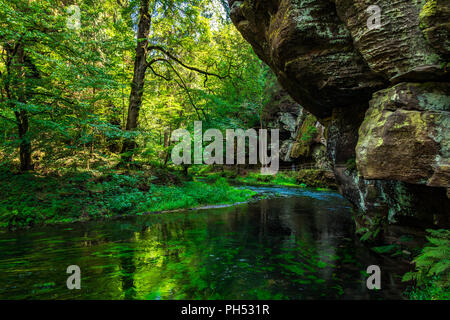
<box><xmin>0</xmin><ymin>186</ymin><xmax>408</xmax><ymax>299</ymax></box>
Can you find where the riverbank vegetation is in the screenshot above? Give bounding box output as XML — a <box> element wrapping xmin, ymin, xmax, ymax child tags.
<box><xmin>0</xmin><ymin>162</ymin><xmax>339</xmax><ymax>230</ymax></box>
<box><xmin>0</xmin><ymin>165</ymin><xmax>256</xmax><ymax>229</ymax></box>
<box><xmin>195</xmin><ymin>166</ymin><xmax>337</xmax><ymax>190</ymax></box>
<box><xmin>403</xmin><ymin>229</ymin><xmax>450</xmax><ymax>300</ymax></box>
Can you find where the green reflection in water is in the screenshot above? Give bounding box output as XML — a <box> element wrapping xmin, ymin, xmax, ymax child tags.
<box><xmin>0</xmin><ymin>187</ymin><xmax>406</xmax><ymax>300</ymax></box>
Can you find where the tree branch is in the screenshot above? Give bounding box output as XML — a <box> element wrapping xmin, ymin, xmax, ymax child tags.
<box><xmin>151</xmin><ymin>58</ymin><xmax>207</xmax><ymax>120</ymax></box>
<box><xmin>148</xmin><ymin>46</ymin><xmax>229</xmax><ymax>80</ymax></box>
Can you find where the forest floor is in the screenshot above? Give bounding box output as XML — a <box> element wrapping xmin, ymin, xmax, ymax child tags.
<box><xmin>0</xmin><ymin>167</ymin><xmax>259</xmax><ymax>230</ymax></box>
<box><xmin>0</xmin><ymin>165</ymin><xmax>338</xmax><ymax>230</ymax></box>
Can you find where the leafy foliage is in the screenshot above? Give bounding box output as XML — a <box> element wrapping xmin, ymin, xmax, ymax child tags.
<box><xmin>403</xmin><ymin>229</ymin><xmax>450</xmax><ymax>299</ymax></box>
<box><xmin>0</xmin><ymin>0</ymin><xmax>275</xmax><ymax>171</ymax></box>
<box><xmin>0</xmin><ymin>168</ymin><xmax>256</xmax><ymax>229</ymax></box>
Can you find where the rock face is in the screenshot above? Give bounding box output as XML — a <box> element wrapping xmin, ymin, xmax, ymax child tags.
<box><xmin>357</xmin><ymin>82</ymin><xmax>450</xmax><ymax>187</ymax></box>
<box><xmin>229</xmin><ymin>0</ymin><xmax>386</xmax><ymax>118</ymax></box>
<box><xmin>229</xmin><ymin>0</ymin><xmax>450</xmax><ymax>241</ymax></box>
<box><xmin>334</xmin><ymin>0</ymin><xmax>447</xmax><ymax>80</ymax></box>
<box><xmin>263</xmin><ymin>82</ymin><xmax>330</xmax><ymax>168</ymax></box>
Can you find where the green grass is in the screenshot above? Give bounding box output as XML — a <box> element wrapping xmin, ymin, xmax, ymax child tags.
<box><xmin>196</xmin><ymin>167</ymin><xmax>335</xmax><ymax>190</ymax></box>
<box><xmin>235</xmin><ymin>172</ymin><xmax>299</xmax><ymax>187</ymax></box>
<box><xmin>0</xmin><ymin>169</ymin><xmax>256</xmax><ymax>229</ymax></box>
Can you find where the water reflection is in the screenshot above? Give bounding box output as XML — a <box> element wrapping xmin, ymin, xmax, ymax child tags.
<box><xmin>0</xmin><ymin>187</ymin><xmax>407</xmax><ymax>299</ymax></box>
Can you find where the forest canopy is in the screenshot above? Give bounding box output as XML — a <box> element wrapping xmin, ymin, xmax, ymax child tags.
<box><xmin>0</xmin><ymin>0</ymin><xmax>275</xmax><ymax>172</ymax></box>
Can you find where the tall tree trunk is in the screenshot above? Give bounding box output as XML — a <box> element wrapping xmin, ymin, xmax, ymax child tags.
<box><xmin>121</xmin><ymin>0</ymin><xmax>151</xmax><ymax>162</ymax></box>
<box><xmin>163</xmin><ymin>126</ymin><xmax>172</xmax><ymax>167</ymax></box>
<box><xmin>16</xmin><ymin>110</ymin><xmax>32</xmax><ymax>171</ymax></box>
<box><xmin>163</xmin><ymin>130</ymin><xmax>170</xmax><ymax>148</ymax></box>
<box><xmin>8</xmin><ymin>44</ymin><xmax>33</xmax><ymax>171</ymax></box>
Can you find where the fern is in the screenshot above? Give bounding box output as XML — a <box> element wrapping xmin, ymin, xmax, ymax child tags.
<box><xmin>403</xmin><ymin>229</ymin><xmax>450</xmax><ymax>298</ymax></box>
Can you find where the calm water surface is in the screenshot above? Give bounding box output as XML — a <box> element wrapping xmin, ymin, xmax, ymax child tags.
<box><xmin>0</xmin><ymin>186</ymin><xmax>407</xmax><ymax>299</ymax></box>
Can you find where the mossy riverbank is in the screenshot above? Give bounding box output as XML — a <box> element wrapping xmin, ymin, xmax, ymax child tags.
<box><xmin>196</xmin><ymin>167</ymin><xmax>337</xmax><ymax>190</ymax></box>
<box><xmin>0</xmin><ymin>165</ymin><xmax>338</xmax><ymax>230</ymax></box>
<box><xmin>0</xmin><ymin>168</ymin><xmax>257</xmax><ymax>230</ymax></box>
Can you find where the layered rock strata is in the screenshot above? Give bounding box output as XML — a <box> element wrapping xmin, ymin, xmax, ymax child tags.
<box><xmin>229</xmin><ymin>0</ymin><xmax>450</xmax><ymax>240</ymax></box>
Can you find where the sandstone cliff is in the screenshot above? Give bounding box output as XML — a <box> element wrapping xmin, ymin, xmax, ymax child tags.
<box><xmin>229</xmin><ymin>0</ymin><xmax>449</xmax><ymax>241</ymax></box>
<box><xmin>262</xmin><ymin>81</ymin><xmax>330</xmax><ymax>169</ymax></box>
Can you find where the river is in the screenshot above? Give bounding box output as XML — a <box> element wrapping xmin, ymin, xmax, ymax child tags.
<box><xmin>0</xmin><ymin>186</ymin><xmax>407</xmax><ymax>299</ymax></box>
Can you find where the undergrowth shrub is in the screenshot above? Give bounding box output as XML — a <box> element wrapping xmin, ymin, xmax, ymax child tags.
<box><xmin>403</xmin><ymin>229</ymin><xmax>450</xmax><ymax>300</ymax></box>
<box><xmin>0</xmin><ymin>169</ymin><xmax>256</xmax><ymax>228</ymax></box>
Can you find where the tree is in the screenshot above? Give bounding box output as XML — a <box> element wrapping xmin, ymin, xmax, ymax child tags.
<box><xmin>121</xmin><ymin>0</ymin><xmax>152</xmax><ymax>161</ymax></box>
<box><xmin>0</xmin><ymin>0</ymin><xmax>272</xmax><ymax>171</ymax></box>
<box><xmin>120</xmin><ymin>0</ymin><xmax>229</xmax><ymax>162</ymax></box>
<box><xmin>0</xmin><ymin>0</ymin><xmax>121</xmax><ymax>171</ymax></box>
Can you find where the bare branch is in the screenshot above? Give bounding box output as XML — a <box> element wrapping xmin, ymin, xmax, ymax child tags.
<box><xmin>151</xmin><ymin>58</ymin><xmax>207</xmax><ymax>120</ymax></box>
<box><xmin>148</xmin><ymin>63</ymin><xmax>171</xmax><ymax>81</ymax></box>
<box><xmin>148</xmin><ymin>46</ymin><xmax>229</xmax><ymax>80</ymax></box>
